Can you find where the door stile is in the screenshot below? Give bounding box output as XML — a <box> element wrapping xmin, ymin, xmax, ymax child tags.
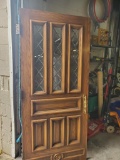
<box><xmin>81</xmin><ymin>19</ymin><xmax>91</xmax><ymax>159</ymax></box>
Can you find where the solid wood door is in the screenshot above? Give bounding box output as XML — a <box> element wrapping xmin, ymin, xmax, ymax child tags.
<box><xmin>20</xmin><ymin>9</ymin><xmax>90</xmax><ymax>160</ymax></box>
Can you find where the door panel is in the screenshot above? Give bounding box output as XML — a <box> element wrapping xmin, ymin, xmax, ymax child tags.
<box><xmin>50</xmin><ymin>117</ymin><xmax>65</xmax><ymax>148</ymax></box>
<box><xmin>50</xmin><ymin>22</ymin><xmax>66</xmax><ymax>94</ymax></box>
<box><xmin>67</xmin><ymin>115</ymin><xmax>81</xmax><ymax>145</ymax></box>
<box><xmin>21</xmin><ymin>9</ymin><xmax>90</xmax><ymax>160</ymax></box>
<box><xmin>31</xmin><ymin>97</ymin><xmax>81</xmax><ymax>116</ymax></box>
<box><xmin>32</xmin><ymin>119</ymin><xmax>47</xmax><ymax>152</ymax></box>
<box><xmin>25</xmin><ymin>149</ymin><xmax>85</xmax><ymax>160</ymax></box>
<box><xmin>68</xmin><ymin>24</ymin><xmax>83</xmax><ymax>93</ymax></box>
<box><xmin>30</xmin><ymin>20</ymin><xmax>47</xmax><ymax>95</ymax></box>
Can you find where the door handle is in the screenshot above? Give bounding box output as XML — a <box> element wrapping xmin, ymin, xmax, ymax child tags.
<box><xmin>83</xmin><ymin>94</ymin><xmax>87</xmax><ymax>114</ymax></box>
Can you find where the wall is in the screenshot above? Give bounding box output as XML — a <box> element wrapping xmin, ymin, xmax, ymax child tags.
<box><xmin>0</xmin><ymin>0</ymin><xmax>12</xmax><ymax>155</ymax></box>
<box><xmin>24</xmin><ymin>0</ymin><xmax>47</xmax><ymax>10</ymax></box>
<box><xmin>24</xmin><ymin>0</ymin><xmax>109</xmax><ymax>33</ymax></box>
<box><xmin>47</xmin><ymin>0</ymin><xmax>109</xmax><ymax>34</ymax></box>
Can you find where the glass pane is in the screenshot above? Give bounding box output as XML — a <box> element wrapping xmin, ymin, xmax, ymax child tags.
<box><xmin>70</xmin><ymin>28</ymin><xmax>79</xmax><ymax>90</ymax></box>
<box><xmin>33</xmin><ymin>23</ymin><xmax>44</xmax><ymax>92</ymax></box>
<box><xmin>52</xmin><ymin>27</ymin><xmax>62</xmax><ymax>91</ymax></box>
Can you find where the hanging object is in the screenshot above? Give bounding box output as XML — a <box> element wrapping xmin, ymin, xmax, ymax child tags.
<box><xmin>88</xmin><ymin>0</ymin><xmax>111</xmax><ymax>28</ymax></box>
<box><xmin>98</xmin><ymin>28</ymin><xmax>109</xmax><ymax>46</ymax></box>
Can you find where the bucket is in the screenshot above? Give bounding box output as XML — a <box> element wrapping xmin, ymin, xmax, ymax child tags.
<box><xmin>88</xmin><ymin>95</ymin><xmax>98</xmax><ymax>113</ymax></box>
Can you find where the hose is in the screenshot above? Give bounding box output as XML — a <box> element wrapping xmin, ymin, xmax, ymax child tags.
<box><xmin>16</xmin><ymin>0</ymin><xmax>22</xmax><ymax>144</ymax></box>
<box><xmin>88</xmin><ymin>0</ymin><xmax>111</xmax><ymax>27</ymax></box>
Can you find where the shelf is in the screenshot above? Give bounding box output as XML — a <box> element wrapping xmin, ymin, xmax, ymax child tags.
<box><xmin>90</xmin><ymin>58</ymin><xmax>114</xmax><ymax>62</ymax></box>
<box><xmin>91</xmin><ymin>44</ymin><xmax>115</xmax><ymax>48</ymax></box>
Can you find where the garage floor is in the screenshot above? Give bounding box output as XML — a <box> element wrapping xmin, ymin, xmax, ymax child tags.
<box><xmin>87</xmin><ymin>132</ymin><xmax>120</xmax><ymax>160</ymax></box>
<box><xmin>0</xmin><ymin>154</ymin><xmax>21</xmax><ymax>160</ymax></box>
<box><xmin>0</xmin><ymin>133</ymin><xmax>120</xmax><ymax>160</ymax></box>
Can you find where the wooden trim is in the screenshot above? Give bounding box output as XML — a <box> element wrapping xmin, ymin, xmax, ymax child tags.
<box><xmin>30</xmin><ymin>20</ymin><xmax>47</xmax><ymax>95</ymax></box>
<box><xmin>50</xmin><ymin>22</ymin><xmax>66</xmax><ymax>94</ymax></box>
<box><xmin>67</xmin><ymin>24</ymin><xmax>71</xmax><ymax>93</ymax></box>
<box><xmin>26</xmin><ymin>148</ymin><xmax>85</xmax><ymax>160</ymax></box>
<box><xmin>67</xmin><ymin>24</ymin><xmax>83</xmax><ymax>93</ymax></box>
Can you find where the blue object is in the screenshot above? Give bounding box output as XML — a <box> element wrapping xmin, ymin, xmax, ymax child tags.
<box><xmin>16</xmin><ymin>0</ymin><xmax>22</xmax><ymax>143</ymax></box>
<box><xmin>110</xmin><ymin>101</ymin><xmax>120</xmax><ymax>117</ymax></box>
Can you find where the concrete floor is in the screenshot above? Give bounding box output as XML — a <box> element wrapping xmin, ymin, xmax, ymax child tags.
<box><xmin>0</xmin><ymin>154</ymin><xmax>21</xmax><ymax>160</ymax></box>
<box><xmin>87</xmin><ymin>132</ymin><xmax>120</xmax><ymax>160</ymax></box>
<box><xmin>0</xmin><ymin>133</ymin><xmax>120</xmax><ymax>160</ymax></box>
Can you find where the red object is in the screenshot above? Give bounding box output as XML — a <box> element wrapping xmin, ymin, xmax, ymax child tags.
<box><xmin>88</xmin><ymin>119</ymin><xmax>105</xmax><ymax>139</ymax></box>
<box><xmin>93</xmin><ymin>0</ymin><xmax>111</xmax><ymax>23</ymax></box>
<box><xmin>104</xmin><ymin>67</ymin><xmax>112</xmax><ymax>99</ymax></box>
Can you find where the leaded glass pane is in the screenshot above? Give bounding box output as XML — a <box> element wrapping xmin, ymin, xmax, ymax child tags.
<box><xmin>33</xmin><ymin>23</ymin><xmax>44</xmax><ymax>92</ymax></box>
<box><xmin>70</xmin><ymin>28</ymin><xmax>79</xmax><ymax>90</ymax></box>
<box><xmin>52</xmin><ymin>27</ymin><xmax>62</xmax><ymax>91</ymax></box>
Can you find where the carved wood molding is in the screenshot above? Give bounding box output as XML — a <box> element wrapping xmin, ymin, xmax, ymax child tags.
<box><xmin>51</xmin><ymin>153</ymin><xmax>63</xmax><ymax>160</ymax></box>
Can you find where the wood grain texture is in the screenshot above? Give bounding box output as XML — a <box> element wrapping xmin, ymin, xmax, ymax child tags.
<box><xmin>31</xmin><ymin>97</ymin><xmax>81</xmax><ymax>116</ymax></box>
<box><xmin>20</xmin><ymin>8</ymin><xmax>90</xmax><ymax>160</ymax></box>
<box><xmin>67</xmin><ymin>115</ymin><xmax>81</xmax><ymax>145</ymax></box>
<box><xmin>32</xmin><ymin>119</ymin><xmax>47</xmax><ymax>152</ymax></box>
<box><xmin>50</xmin><ymin>117</ymin><xmax>65</xmax><ymax>148</ymax></box>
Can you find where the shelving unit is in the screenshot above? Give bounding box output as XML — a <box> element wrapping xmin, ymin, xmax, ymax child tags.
<box><xmin>90</xmin><ymin>44</ymin><xmax>115</xmax><ymax>69</ymax></box>
<box><xmin>89</xmin><ymin>43</ymin><xmax>115</xmax><ymax>115</ymax></box>
<box><xmin>91</xmin><ymin>44</ymin><xmax>115</xmax><ymax>49</ymax></box>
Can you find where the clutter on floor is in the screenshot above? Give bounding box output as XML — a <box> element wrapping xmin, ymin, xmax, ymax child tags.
<box><xmin>88</xmin><ymin>0</ymin><xmax>120</xmax><ymax>138</ymax></box>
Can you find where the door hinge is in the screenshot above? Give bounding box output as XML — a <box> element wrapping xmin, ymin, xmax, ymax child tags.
<box><xmin>83</xmin><ymin>94</ymin><xmax>87</xmax><ymax>114</ymax></box>
<box><xmin>16</xmin><ymin>24</ymin><xmax>20</xmax><ymax>35</ymax></box>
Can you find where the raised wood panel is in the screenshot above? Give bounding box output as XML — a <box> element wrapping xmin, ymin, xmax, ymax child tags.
<box><xmin>30</xmin><ymin>20</ymin><xmax>47</xmax><ymax>95</ymax></box>
<box><xmin>51</xmin><ymin>149</ymin><xmax>84</xmax><ymax>160</ymax></box>
<box><xmin>26</xmin><ymin>149</ymin><xmax>84</xmax><ymax>160</ymax></box>
<box><xmin>50</xmin><ymin>22</ymin><xmax>66</xmax><ymax>94</ymax></box>
<box><xmin>31</xmin><ymin>97</ymin><xmax>81</xmax><ymax>116</ymax></box>
<box><xmin>50</xmin><ymin>117</ymin><xmax>65</xmax><ymax>148</ymax></box>
<box><xmin>63</xmin><ymin>148</ymin><xmax>85</xmax><ymax>159</ymax></box>
<box><xmin>32</xmin><ymin>119</ymin><xmax>47</xmax><ymax>151</ymax></box>
<box><xmin>68</xmin><ymin>24</ymin><xmax>83</xmax><ymax>93</ymax></box>
<box><xmin>67</xmin><ymin>115</ymin><xmax>81</xmax><ymax>145</ymax></box>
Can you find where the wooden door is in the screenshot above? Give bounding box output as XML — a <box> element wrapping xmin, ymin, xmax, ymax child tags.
<box><xmin>20</xmin><ymin>9</ymin><xmax>90</xmax><ymax>160</ymax></box>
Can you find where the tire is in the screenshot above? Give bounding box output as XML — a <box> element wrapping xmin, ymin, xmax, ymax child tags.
<box><xmin>106</xmin><ymin>125</ymin><xmax>115</xmax><ymax>133</ymax></box>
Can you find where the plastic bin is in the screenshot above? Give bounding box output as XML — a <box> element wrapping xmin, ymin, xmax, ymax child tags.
<box><xmin>88</xmin><ymin>95</ymin><xmax>98</xmax><ymax>113</ymax></box>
